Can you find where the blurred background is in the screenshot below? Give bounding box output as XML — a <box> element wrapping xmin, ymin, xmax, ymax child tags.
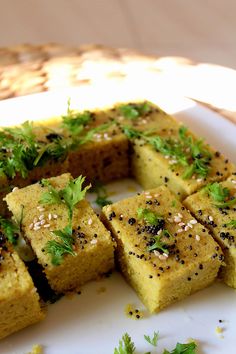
<box><xmin>1</xmin><ymin>0</ymin><xmax>236</xmax><ymax>68</ymax></box>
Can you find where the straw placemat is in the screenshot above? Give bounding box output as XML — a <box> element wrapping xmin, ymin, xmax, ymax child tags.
<box><xmin>0</xmin><ymin>43</ymin><xmax>235</xmax><ymax>124</ymax></box>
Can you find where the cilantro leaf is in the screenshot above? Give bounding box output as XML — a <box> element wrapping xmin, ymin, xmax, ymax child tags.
<box><xmin>205</xmin><ymin>182</ymin><xmax>230</xmax><ymax>202</ymax></box>
<box><xmin>45</xmin><ymin>225</ymin><xmax>75</xmax><ymax>266</ymax></box>
<box><xmin>137</xmin><ymin>208</ymin><xmax>164</xmax><ymax>226</ymax></box>
<box><xmin>0</xmin><ymin>216</ymin><xmax>19</xmax><ymax>245</ymax></box>
<box><xmin>215</xmin><ymin>198</ymin><xmax>236</xmax><ymax>209</ymax></box>
<box><xmin>62</xmin><ymin>102</ymin><xmax>92</xmax><ymax>136</ymax></box>
<box><xmin>61</xmin><ymin>176</ymin><xmax>91</xmax><ymax>220</ymax></box>
<box><xmin>205</xmin><ymin>182</ymin><xmax>236</xmax><ymax>208</ymax></box>
<box><xmin>40</xmin><ymin>176</ymin><xmax>90</xmax><ymax>222</ymax></box>
<box><xmin>147</xmin><ymin>233</ymin><xmax>170</xmax><ymax>254</ymax></box>
<box><xmin>39</xmin><ymin>184</ymin><xmax>62</xmax><ymax>206</ymax></box>
<box><xmin>114</xmin><ymin>333</ymin><xmax>136</xmax><ymax>354</ymax></box>
<box><xmin>144</xmin><ymin>331</ymin><xmax>159</xmax><ymax>347</ymax></box>
<box><xmin>118</xmin><ymin>102</ymin><xmax>152</xmax><ymax>120</ymax></box>
<box><xmin>163</xmin><ymin>342</ymin><xmax>197</xmax><ymax>354</ymax></box>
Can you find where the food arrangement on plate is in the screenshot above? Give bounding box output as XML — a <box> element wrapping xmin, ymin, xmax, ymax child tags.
<box><xmin>0</xmin><ymin>99</ymin><xmax>235</xmax><ymax>352</ymax></box>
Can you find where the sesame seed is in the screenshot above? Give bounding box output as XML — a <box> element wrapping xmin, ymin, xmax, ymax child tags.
<box><xmin>34</xmin><ymin>221</ymin><xmax>41</xmax><ymax>227</ymax></box>
<box><xmin>174</xmin><ymin>217</ymin><xmax>181</xmax><ymax>223</ymax></box>
<box><xmin>184</xmin><ymin>226</ymin><xmax>190</xmax><ymax>231</ymax></box>
<box><xmin>48</xmin><ymin>213</ymin><xmax>52</xmax><ymax>221</ymax></box>
<box><xmin>178</xmin><ymin>222</ymin><xmax>185</xmax><ymax>226</ymax></box>
<box><xmin>177</xmin><ymin>213</ymin><xmax>183</xmax><ymax>218</ymax></box>
<box><xmin>90</xmin><ymin>239</ymin><xmax>97</xmax><ymax>245</ymax></box>
<box><xmin>33</xmin><ymin>217</ymin><xmax>38</xmax><ymax>223</ymax></box>
<box><xmin>88</xmin><ymin>218</ymin><xmax>93</xmax><ymax>225</ymax></box>
<box><xmin>39</xmin><ymin>214</ymin><xmax>45</xmax><ymax>221</ymax></box>
<box><xmin>40</xmin><ymin>220</ymin><xmax>46</xmax><ymax>225</ymax></box>
<box><xmin>231</xmin><ymin>180</ymin><xmax>236</xmax><ymax>184</ymax></box>
<box><xmin>197</xmin><ymin>178</ymin><xmax>203</xmax><ymax>183</ymax></box>
<box><xmin>29</xmin><ymin>223</ymin><xmax>34</xmax><ymax>230</ymax></box>
<box><xmin>159</xmin><ymin>253</ymin><xmax>168</xmax><ymax>260</ymax></box>
<box><xmin>196</xmin><ymin>235</ymin><xmax>200</xmax><ymax>241</ymax></box>
<box><xmin>53</xmin><ymin>214</ymin><xmax>58</xmax><ymax>219</ymax></box>
<box><xmin>190</xmin><ymin>219</ymin><xmax>197</xmax><ymax>225</ymax></box>
<box><xmin>12</xmin><ymin>187</ymin><xmax>19</xmax><ymax>192</ymax></box>
<box><xmin>44</xmin><ymin>224</ymin><xmax>51</xmax><ymax>228</ymax></box>
<box><xmin>37</xmin><ymin>206</ymin><xmax>45</xmax><ymax>212</ymax></box>
<box><xmin>187</xmin><ymin>223</ymin><xmax>193</xmax><ymax>229</ymax></box>
<box><xmin>177</xmin><ymin>229</ymin><xmax>183</xmax><ymax>233</ymax></box>
<box><xmin>209</xmin><ymin>216</ymin><xmax>213</xmax><ymax>222</ymax></box>
<box><xmin>154</xmin><ymin>250</ymin><xmax>160</xmax><ymax>257</ymax></box>
<box><xmin>33</xmin><ymin>226</ymin><xmax>41</xmax><ymax>231</ymax></box>
<box><xmin>146</xmin><ymin>195</ymin><xmax>152</xmax><ymax>199</ymax></box>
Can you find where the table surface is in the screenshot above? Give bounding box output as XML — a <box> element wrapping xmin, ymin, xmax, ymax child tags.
<box><xmin>1</xmin><ymin>0</ymin><xmax>236</xmax><ymax>69</ymax></box>
<box><xmin>1</xmin><ymin>0</ymin><xmax>236</xmax><ymax>124</ymax></box>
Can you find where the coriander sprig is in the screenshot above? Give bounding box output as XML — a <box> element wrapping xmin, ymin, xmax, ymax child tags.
<box><xmin>62</xmin><ymin>100</ymin><xmax>92</xmax><ymax>136</ymax></box>
<box><xmin>40</xmin><ymin>176</ymin><xmax>90</xmax><ymax>265</ymax></box>
<box><xmin>114</xmin><ymin>333</ymin><xmax>136</xmax><ymax>354</ymax></box>
<box><xmin>45</xmin><ymin>225</ymin><xmax>75</xmax><ymax>266</ymax></box>
<box><xmin>137</xmin><ymin>208</ymin><xmax>164</xmax><ymax>226</ymax></box>
<box><xmin>147</xmin><ymin>233</ymin><xmax>170</xmax><ymax>254</ymax></box>
<box><xmin>117</xmin><ymin>102</ymin><xmax>152</xmax><ymax>120</ymax></box>
<box><xmin>123</xmin><ymin>125</ymin><xmax>212</xmax><ymax>179</ymax></box>
<box><xmin>205</xmin><ymin>182</ymin><xmax>236</xmax><ymax>208</ymax></box>
<box><xmin>0</xmin><ymin>216</ymin><xmax>20</xmax><ymax>245</ymax></box>
<box><xmin>144</xmin><ymin>331</ymin><xmax>159</xmax><ymax>347</ymax></box>
<box><xmin>114</xmin><ymin>332</ymin><xmax>197</xmax><ymax>354</ymax></box>
<box><xmin>40</xmin><ymin>176</ymin><xmax>91</xmax><ymax>222</ymax></box>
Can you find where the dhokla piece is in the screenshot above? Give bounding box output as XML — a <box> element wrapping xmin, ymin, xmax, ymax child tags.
<box><xmin>102</xmin><ymin>185</ymin><xmax>223</xmax><ymax>313</ymax></box>
<box><xmin>0</xmin><ymin>236</ymin><xmax>45</xmax><ymax>340</ymax></box>
<box><xmin>184</xmin><ymin>175</ymin><xmax>236</xmax><ymax>288</ymax></box>
<box><xmin>5</xmin><ymin>173</ymin><xmax>115</xmax><ymax>293</ymax></box>
<box><xmin>127</xmin><ymin>119</ymin><xmax>235</xmax><ymax>199</ymax></box>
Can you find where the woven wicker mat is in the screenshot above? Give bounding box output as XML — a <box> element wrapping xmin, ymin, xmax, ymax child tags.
<box><xmin>0</xmin><ymin>43</ymin><xmax>235</xmax><ymax>124</ymax></box>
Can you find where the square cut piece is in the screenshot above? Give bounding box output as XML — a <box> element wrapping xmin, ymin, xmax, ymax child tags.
<box><xmin>5</xmin><ymin>173</ymin><xmax>115</xmax><ymax>294</ymax></box>
<box><xmin>184</xmin><ymin>176</ymin><xmax>236</xmax><ymax>288</ymax></box>
<box><xmin>102</xmin><ymin>185</ymin><xmax>223</xmax><ymax>313</ymax></box>
<box><xmin>130</xmin><ymin>111</ymin><xmax>235</xmax><ymax>199</ymax></box>
<box><xmin>0</xmin><ymin>242</ymin><xmax>45</xmax><ymax>339</ymax></box>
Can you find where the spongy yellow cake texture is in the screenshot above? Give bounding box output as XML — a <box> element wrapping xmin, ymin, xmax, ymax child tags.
<box><xmin>0</xmin><ymin>242</ymin><xmax>45</xmax><ymax>340</ymax></box>
<box><xmin>184</xmin><ymin>176</ymin><xmax>236</xmax><ymax>288</ymax></box>
<box><xmin>102</xmin><ymin>185</ymin><xmax>223</xmax><ymax>312</ymax></box>
<box><xmin>5</xmin><ymin>173</ymin><xmax>115</xmax><ymax>293</ymax></box>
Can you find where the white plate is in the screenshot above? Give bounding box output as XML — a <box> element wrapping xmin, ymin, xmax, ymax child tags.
<box><xmin>0</xmin><ymin>85</ymin><xmax>236</xmax><ymax>354</ymax></box>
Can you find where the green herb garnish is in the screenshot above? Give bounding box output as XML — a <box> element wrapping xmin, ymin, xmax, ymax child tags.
<box><xmin>215</xmin><ymin>198</ymin><xmax>236</xmax><ymax>209</ymax></box>
<box><xmin>114</xmin><ymin>333</ymin><xmax>136</xmax><ymax>354</ymax></box>
<box><xmin>0</xmin><ymin>216</ymin><xmax>19</xmax><ymax>245</ymax></box>
<box><xmin>205</xmin><ymin>182</ymin><xmax>236</xmax><ymax>208</ymax></box>
<box><xmin>62</xmin><ymin>100</ymin><xmax>92</xmax><ymax>136</ymax></box>
<box><xmin>123</xmin><ymin>125</ymin><xmax>211</xmax><ymax>179</ymax></box>
<box><xmin>205</xmin><ymin>182</ymin><xmax>230</xmax><ymax>202</ymax></box>
<box><xmin>226</xmin><ymin>220</ymin><xmax>236</xmax><ymax>229</ymax></box>
<box><xmin>45</xmin><ymin>225</ymin><xmax>75</xmax><ymax>266</ymax></box>
<box><xmin>147</xmin><ymin>233</ymin><xmax>170</xmax><ymax>254</ymax></box>
<box><xmin>90</xmin><ymin>181</ymin><xmax>112</xmax><ymax>207</ymax></box>
<box><xmin>40</xmin><ymin>175</ymin><xmax>91</xmax><ymax>221</ymax></box>
<box><xmin>114</xmin><ymin>332</ymin><xmax>197</xmax><ymax>354</ymax></box>
<box><xmin>163</xmin><ymin>342</ymin><xmax>197</xmax><ymax>354</ymax></box>
<box><xmin>144</xmin><ymin>331</ymin><xmax>159</xmax><ymax>347</ymax></box>
<box><xmin>137</xmin><ymin>208</ymin><xmax>163</xmax><ymax>225</ymax></box>
<box><xmin>118</xmin><ymin>102</ymin><xmax>152</xmax><ymax>120</ymax></box>
<box><xmin>41</xmin><ymin>176</ymin><xmax>90</xmax><ymax>265</ymax></box>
